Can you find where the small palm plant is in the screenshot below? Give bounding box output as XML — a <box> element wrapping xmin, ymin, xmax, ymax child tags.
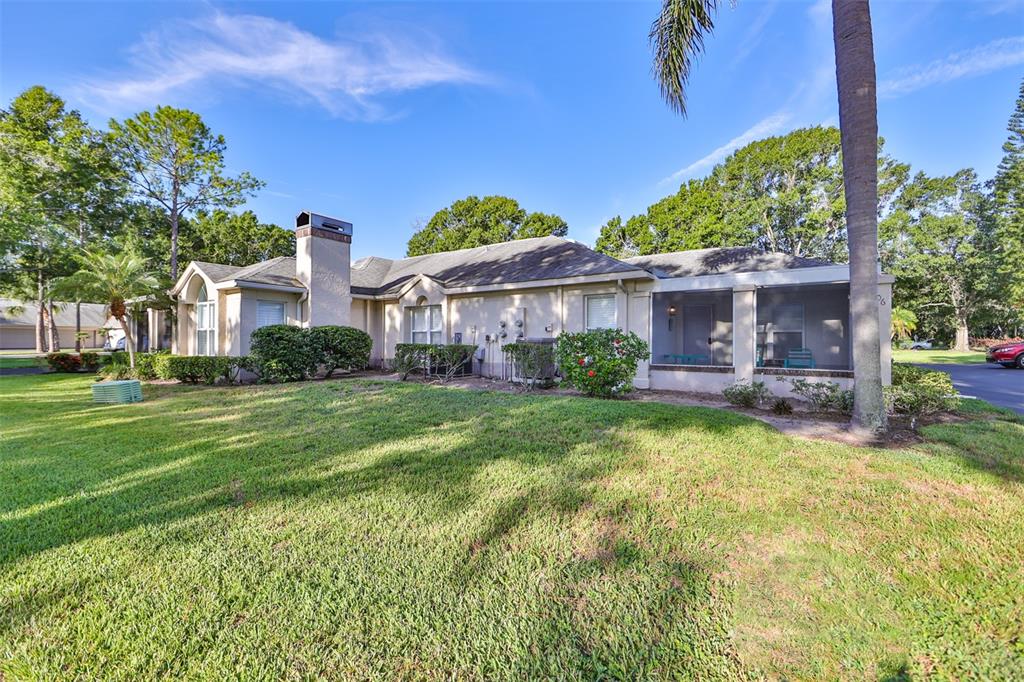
<box><xmin>57</xmin><ymin>249</ymin><xmax>161</xmax><ymax>369</ymax></box>
<box><xmin>890</xmin><ymin>306</ymin><xmax>918</xmax><ymax>343</ymax></box>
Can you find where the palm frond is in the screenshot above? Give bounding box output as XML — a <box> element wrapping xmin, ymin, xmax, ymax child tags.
<box><xmin>650</xmin><ymin>0</ymin><xmax>719</xmax><ymax>116</ymax></box>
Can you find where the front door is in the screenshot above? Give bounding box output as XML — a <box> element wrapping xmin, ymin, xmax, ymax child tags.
<box><xmin>682</xmin><ymin>305</ymin><xmax>713</xmax><ymax>362</ymax></box>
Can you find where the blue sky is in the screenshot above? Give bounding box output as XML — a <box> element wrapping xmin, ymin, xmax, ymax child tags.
<box><xmin>3</xmin><ymin>1</ymin><xmax>1022</xmax><ymax>260</ymax></box>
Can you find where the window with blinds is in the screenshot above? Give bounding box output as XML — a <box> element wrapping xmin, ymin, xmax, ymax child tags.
<box><xmin>410</xmin><ymin>305</ymin><xmax>442</xmax><ymax>344</ymax></box>
<box><xmin>256</xmin><ymin>300</ymin><xmax>286</xmax><ymax>328</ymax></box>
<box><xmin>585</xmin><ymin>294</ymin><xmax>616</xmax><ymax>331</ymax></box>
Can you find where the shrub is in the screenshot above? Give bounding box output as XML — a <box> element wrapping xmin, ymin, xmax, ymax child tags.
<box><xmin>969</xmin><ymin>336</ymin><xmax>1023</xmax><ymax>351</ymax></box>
<box><xmin>391</xmin><ymin>343</ymin><xmax>475</xmax><ymax>382</ymax></box>
<box><xmin>887</xmin><ymin>362</ymin><xmax>959</xmax><ymax>416</ymax></box>
<box><xmin>392</xmin><ymin>344</ymin><xmax>429</xmax><ymax>380</ymax></box>
<box><xmin>98</xmin><ymin>363</ymin><xmax>134</xmax><ymax>381</ymax></box>
<box><xmin>249</xmin><ymin>324</ymin><xmax>317</xmax><ymax>383</ymax></box>
<box><xmin>308</xmin><ymin>326</ymin><xmax>373</xmax><ymax>378</ymax></box>
<box><xmin>771</xmin><ymin>397</ymin><xmax>793</xmax><ymax>415</ymax></box>
<box><xmin>106</xmin><ymin>351</ymin><xmax>129</xmax><ymax>366</ymax></box>
<box><xmin>162</xmin><ymin>355</ymin><xmax>241</xmax><ymax>385</ymax></box>
<box><xmin>133</xmin><ymin>351</ymin><xmax>170</xmax><ymax>380</ymax></box>
<box><xmin>428</xmin><ymin>344</ymin><xmax>475</xmax><ymax>382</ymax></box>
<box><xmin>554</xmin><ymin>329</ymin><xmax>650</xmax><ymax>398</ymax></box>
<box><xmin>788</xmin><ymin>379</ymin><xmax>853</xmax><ymax>413</ymax></box>
<box><xmin>79</xmin><ymin>352</ymin><xmax>101</xmax><ymax>372</ymax></box>
<box><xmin>722</xmin><ymin>380</ymin><xmax>769</xmax><ymax>408</ymax></box>
<box><xmin>46</xmin><ymin>352</ymin><xmax>81</xmax><ymax>373</ymax></box>
<box><xmin>505</xmin><ymin>341</ymin><xmax>556</xmax><ymax>390</ymax></box>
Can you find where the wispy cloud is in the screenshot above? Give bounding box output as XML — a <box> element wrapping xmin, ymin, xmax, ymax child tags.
<box><xmin>731</xmin><ymin>1</ymin><xmax>778</xmax><ymax>68</ymax></box>
<box><xmin>879</xmin><ymin>36</ymin><xmax>1024</xmax><ymax>97</ymax></box>
<box><xmin>658</xmin><ymin>112</ymin><xmax>791</xmax><ymax>187</ymax></box>
<box><xmin>79</xmin><ymin>12</ymin><xmax>489</xmax><ymax>120</ymax></box>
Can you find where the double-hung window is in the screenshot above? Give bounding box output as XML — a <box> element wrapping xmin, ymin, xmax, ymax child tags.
<box><xmin>585</xmin><ymin>294</ymin><xmax>616</xmax><ymax>331</ymax></box>
<box><xmin>411</xmin><ymin>305</ymin><xmax>442</xmax><ymax>344</ymax></box>
<box><xmin>256</xmin><ymin>300</ymin><xmax>286</xmax><ymax>328</ymax></box>
<box><xmin>195</xmin><ymin>285</ymin><xmax>216</xmax><ymax>356</ymax></box>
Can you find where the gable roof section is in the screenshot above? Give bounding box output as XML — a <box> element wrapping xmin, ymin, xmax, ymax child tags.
<box><xmin>229</xmin><ymin>256</ymin><xmax>303</xmax><ymax>288</ymax></box>
<box><xmin>352</xmin><ymin>236</ymin><xmax>648</xmax><ymax>295</ymax></box>
<box><xmin>623</xmin><ymin>247</ymin><xmax>834</xmax><ymax>279</ymax></box>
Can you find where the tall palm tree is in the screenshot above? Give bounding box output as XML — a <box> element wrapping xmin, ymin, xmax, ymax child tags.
<box><xmin>57</xmin><ymin>249</ymin><xmax>160</xmax><ymax>369</ymax></box>
<box><xmin>651</xmin><ymin>0</ymin><xmax>887</xmax><ymax>435</ymax></box>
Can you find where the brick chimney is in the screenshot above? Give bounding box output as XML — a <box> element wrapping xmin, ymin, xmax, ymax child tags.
<box><xmin>295</xmin><ymin>210</ymin><xmax>352</xmax><ymax>327</ymax></box>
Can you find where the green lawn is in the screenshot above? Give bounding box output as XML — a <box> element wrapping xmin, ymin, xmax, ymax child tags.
<box><xmin>892</xmin><ymin>348</ymin><xmax>987</xmax><ymax>364</ymax></box>
<box><xmin>2</xmin><ymin>375</ymin><xmax>1022</xmax><ymax>679</ymax></box>
<box><xmin>0</xmin><ymin>357</ymin><xmax>41</xmax><ymax>369</ymax></box>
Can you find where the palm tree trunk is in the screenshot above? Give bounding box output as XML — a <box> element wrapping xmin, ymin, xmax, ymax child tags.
<box><xmin>833</xmin><ymin>0</ymin><xmax>886</xmax><ymax>436</ymax></box>
<box><xmin>118</xmin><ymin>316</ymin><xmax>137</xmax><ymax>369</ymax></box>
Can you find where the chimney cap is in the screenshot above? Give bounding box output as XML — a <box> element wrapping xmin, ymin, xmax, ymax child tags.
<box><xmin>296</xmin><ymin>210</ymin><xmax>353</xmax><ymax>235</ymax></box>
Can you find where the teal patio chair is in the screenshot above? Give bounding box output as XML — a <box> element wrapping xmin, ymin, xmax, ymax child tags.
<box><xmin>783</xmin><ymin>348</ymin><xmax>815</xmax><ymax>369</ymax></box>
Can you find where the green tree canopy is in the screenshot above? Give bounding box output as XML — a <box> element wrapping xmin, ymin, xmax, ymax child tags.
<box><xmin>991</xmin><ymin>79</ymin><xmax>1024</xmax><ymax>317</ymax></box>
<box><xmin>0</xmin><ymin>86</ymin><xmax>124</xmax><ymax>350</ymax></box>
<box><xmin>881</xmin><ymin>169</ymin><xmax>989</xmax><ymax>351</ymax></box>
<box><xmin>189</xmin><ymin>210</ymin><xmax>294</xmax><ymax>266</ymax></box>
<box><xmin>406</xmin><ymin>195</ymin><xmax>568</xmax><ymax>257</ymax></box>
<box><xmin>595</xmin><ymin>127</ymin><xmax>908</xmax><ymax>262</ymax></box>
<box><xmin>108</xmin><ymin>106</ymin><xmax>263</xmax><ymax>280</ymax></box>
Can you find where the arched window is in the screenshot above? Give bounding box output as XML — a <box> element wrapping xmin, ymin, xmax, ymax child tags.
<box><xmin>195</xmin><ymin>283</ymin><xmax>216</xmax><ymax>356</ymax></box>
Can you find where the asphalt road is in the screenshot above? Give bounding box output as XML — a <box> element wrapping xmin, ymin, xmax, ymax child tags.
<box><xmin>920</xmin><ymin>362</ymin><xmax>1024</xmax><ymax>415</ymax></box>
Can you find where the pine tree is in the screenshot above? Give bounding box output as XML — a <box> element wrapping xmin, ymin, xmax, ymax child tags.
<box><xmin>991</xmin><ymin>80</ymin><xmax>1024</xmax><ymax>316</ymax></box>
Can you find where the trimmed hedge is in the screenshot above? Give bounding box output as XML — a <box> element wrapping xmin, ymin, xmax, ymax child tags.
<box><xmin>249</xmin><ymin>325</ymin><xmax>318</xmax><ymax>383</ymax></box>
<box><xmin>308</xmin><ymin>325</ymin><xmax>372</xmax><ymax>378</ymax></box>
<box><xmin>161</xmin><ymin>356</ymin><xmax>243</xmax><ymax>385</ymax></box>
<box><xmin>505</xmin><ymin>341</ymin><xmax>556</xmax><ymax>389</ymax></box>
<box><xmin>553</xmin><ymin>329</ymin><xmax>649</xmax><ymax>398</ymax></box>
<box><xmin>249</xmin><ymin>324</ymin><xmax>372</xmax><ymax>383</ymax></box>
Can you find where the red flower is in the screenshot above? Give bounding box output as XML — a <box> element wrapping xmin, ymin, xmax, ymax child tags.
<box><xmin>578</xmin><ymin>358</ymin><xmax>585</xmax><ymax>366</ymax></box>
<box><xmin>587</xmin><ymin>369</ymin><xmax>596</xmax><ymax>377</ymax></box>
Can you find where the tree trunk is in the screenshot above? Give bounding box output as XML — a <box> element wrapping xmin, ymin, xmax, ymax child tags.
<box><xmin>953</xmin><ymin>318</ymin><xmax>970</xmax><ymax>352</ymax></box>
<box><xmin>35</xmin><ymin>270</ymin><xmax>46</xmax><ymax>353</ymax></box>
<box><xmin>170</xmin><ymin>188</ymin><xmax>180</xmax><ymax>281</ymax></box>
<box><xmin>118</xmin><ymin>316</ymin><xmax>137</xmax><ymax>368</ymax></box>
<box><xmin>47</xmin><ymin>301</ymin><xmax>60</xmax><ymax>352</ymax></box>
<box><xmin>75</xmin><ymin>302</ymin><xmax>82</xmax><ymax>352</ymax></box>
<box><xmin>833</xmin><ymin>0</ymin><xmax>887</xmax><ymax>437</ymax></box>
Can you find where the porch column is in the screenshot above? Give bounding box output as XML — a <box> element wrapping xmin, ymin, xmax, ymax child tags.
<box><xmin>879</xmin><ymin>276</ymin><xmax>894</xmax><ymax>386</ymax></box>
<box><xmin>732</xmin><ymin>285</ymin><xmax>756</xmax><ymax>383</ymax></box>
<box><xmin>146</xmin><ymin>308</ymin><xmax>160</xmax><ymax>352</ymax></box>
<box><xmin>629</xmin><ymin>292</ymin><xmax>651</xmax><ymax>389</ymax></box>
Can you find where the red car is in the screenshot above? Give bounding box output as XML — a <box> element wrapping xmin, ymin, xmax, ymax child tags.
<box><xmin>986</xmin><ymin>341</ymin><xmax>1024</xmax><ymax>369</ymax></box>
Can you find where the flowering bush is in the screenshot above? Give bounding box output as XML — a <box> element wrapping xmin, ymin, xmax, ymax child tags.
<box><xmin>45</xmin><ymin>352</ymin><xmax>82</xmax><ymax>372</ymax></box>
<box><xmin>554</xmin><ymin>329</ymin><xmax>649</xmax><ymax>398</ymax></box>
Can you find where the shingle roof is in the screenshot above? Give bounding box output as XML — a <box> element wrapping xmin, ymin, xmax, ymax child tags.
<box><xmin>351</xmin><ymin>236</ymin><xmax>647</xmax><ymax>295</ymax></box>
<box><xmin>230</xmin><ymin>256</ymin><xmax>303</xmax><ymax>288</ymax></box>
<box><xmin>623</xmin><ymin>247</ymin><xmax>834</xmax><ymax>278</ymax></box>
<box><xmin>0</xmin><ymin>299</ymin><xmax>111</xmax><ymax>327</ymax></box>
<box><xmin>191</xmin><ymin>261</ymin><xmax>242</xmax><ymax>282</ymax></box>
<box><xmin>193</xmin><ymin>258</ymin><xmax>302</xmax><ymax>288</ymax></box>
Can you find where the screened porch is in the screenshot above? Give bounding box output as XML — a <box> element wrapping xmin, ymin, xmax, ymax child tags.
<box><xmin>651</xmin><ymin>290</ymin><xmax>733</xmax><ymax>366</ymax></box>
<box><xmin>755</xmin><ymin>284</ymin><xmax>851</xmax><ymax>371</ymax></box>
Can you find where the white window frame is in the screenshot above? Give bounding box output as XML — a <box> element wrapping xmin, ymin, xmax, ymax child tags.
<box><xmin>585</xmin><ymin>294</ymin><xmax>617</xmax><ymax>331</ymax></box>
<box><xmin>195</xmin><ymin>285</ymin><xmax>217</xmax><ymax>356</ymax></box>
<box><xmin>410</xmin><ymin>304</ymin><xmax>442</xmax><ymax>345</ymax></box>
<box><xmin>256</xmin><ymin>300</ymin><xmax>286</xmax><ymax>328</ymax></box>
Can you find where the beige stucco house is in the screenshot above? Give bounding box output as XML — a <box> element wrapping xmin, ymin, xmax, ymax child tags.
<box><xmin>168</xmin><ymin>211</ymin><xmax>894</xmax><ymax>396</ymax></box>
